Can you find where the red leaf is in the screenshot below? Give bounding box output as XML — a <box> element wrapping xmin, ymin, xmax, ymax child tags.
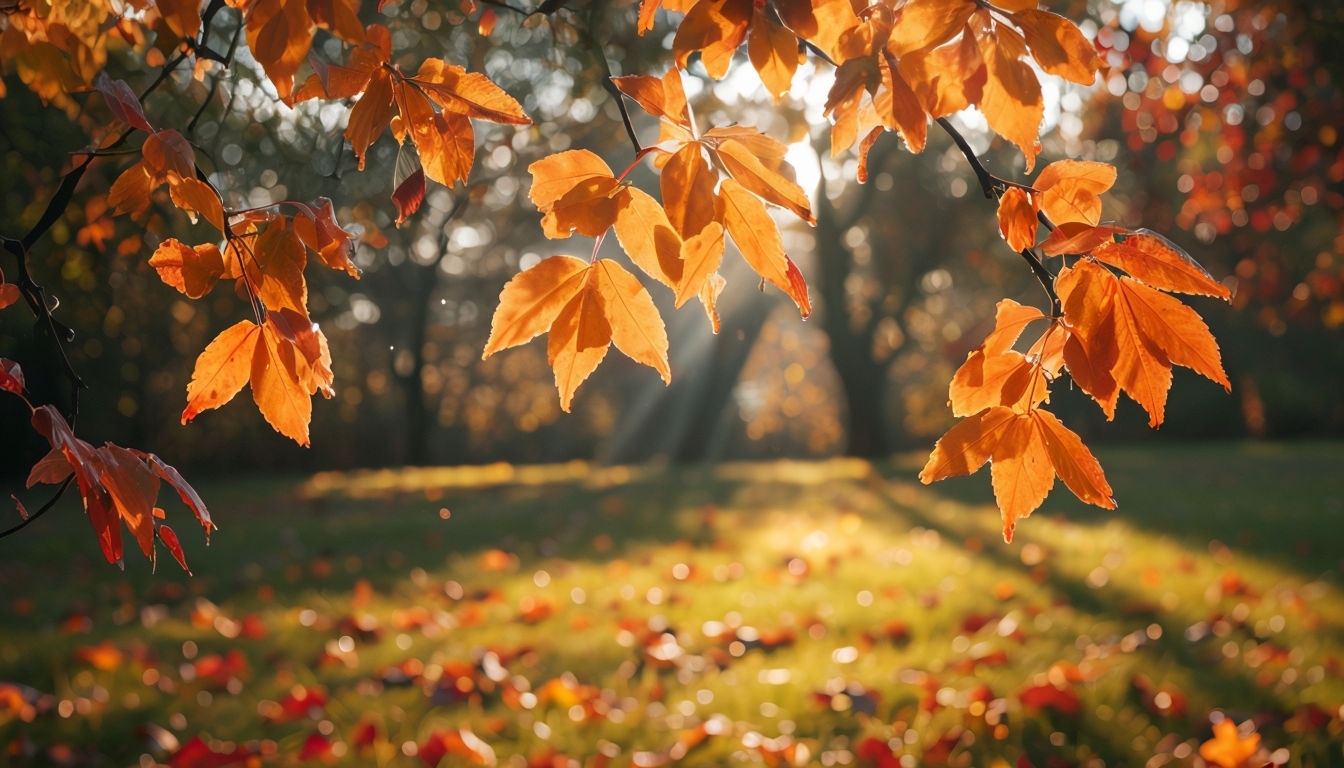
<box><xmin>0</xmin><ymin>358</ymin><xmax>25</xmax><ymax>395</ymax></box>
<box><xmin>93</xmin><ymin>72</ymin><xmax>154</xmax><ymax>132</ymax></box>
<box><xmin>157</xmin><ymin>524</ymin><xmax>192</xmax><ymax>575</ymax></box>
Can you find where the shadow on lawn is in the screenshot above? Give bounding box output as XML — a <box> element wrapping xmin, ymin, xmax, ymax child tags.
<box><xmin>1</xmin><ymin>443</ymin><xmax>1341</xmax><ymax>766</ymax></box>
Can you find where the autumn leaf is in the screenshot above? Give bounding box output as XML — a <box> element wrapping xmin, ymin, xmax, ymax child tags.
<box><xmin>972</xmin><ymin>10</ymin><xmax>1043</xmax><ymax>172</ymax></box>
<box><xmin>996</xmin><ymin>186</ymin><xmax>1037</xmax><ymax>251</ymax></box>
<box><xmin>108</xmin><ymin>129</ymin><xmax>198</xmax><ymax>220</ymax></box>
<box><xmin>528</xmin><ymin>150</ymin><xmax>624</xmax><ymax>238</ymax></box>
<box><xmin>672</xmin><ymin>0</ymin><xmax>752</xmax><ymax>79</ymax></box>
<box><xmin>295</xmin><ymin>24</ymin><xmax>528</xmax><ymax>217</ymax></box>
<box><xmin>1199</xmin><ymin>719</ymin><xmax>1262</xmax><ymax>768</ymax></box>
<box><xmin>0</xmin><ymin>357</ymin><xmax>25</xmax><ymax>395</ymax></box>
<box><xmin>149</xmin><ymin>239</ymin><xmax>225</xmax><ymax>299</ymax></box>
<box><xmin>719</xmin><ymin>178</ymin><xmax>810</xmax><ymax>318</ymax></box>
<box><xmin>484</xmin><ymin>257</ymin><xmax>669</xmax><ymax>411</ymax></box>
<box><xmin>1035</xmin><ymin>159</ymin><xmax>1116</xmax><ymax>227</ymax></box>
<box><xmin>182</xmin><ymin>320</ymin><xmax>261</xmax><ymax>426</ymax></box>
<box><xmin>93</xmin><ymin>72</ymin><xmax>153</xmax><ymax>132</ymax></box>
<box><xmin>1091</xmin><ymin>230</ymin><xmax>1233</xmax><ymax>299</ymax></box>
<box><xmin>1058</xmin><ymin>259</ymin><xmax>1229</xmax><ymax>427</ymax></box>
<box><xmin>949</xmin><ymin>300</ymin><xmax>1054</xmax><ymax>416</ymax></box>
<box><xmin>920</xmin><ymin>406</ymin><xmax>1113</xmax><ymax>542</ymax></box>
<box><xmin>243</xmin><ymin>0</ymin><xmax>363</xmax><ymax>96</ymax></box>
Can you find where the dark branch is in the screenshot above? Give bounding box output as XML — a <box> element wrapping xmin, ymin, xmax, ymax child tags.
<box><xmin>580</xmin><ymin>11</ymin><xmax>642</xmax><ymax>155</ymax></box>
<box><xmin>0</xmin><ymin>476</ymin><xmax>75</xmax><ymax>540</ymax></box>
<box><xmin>936</xmin><ymin>117</ymin><xmax>1060</xmax><ymax>313</ymax></box>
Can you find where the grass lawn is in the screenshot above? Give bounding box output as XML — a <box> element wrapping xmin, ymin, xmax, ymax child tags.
<box><xmin>0</xmin><ymin>442</ymin><xmax>1341</xmax><ymax>767</ymax></box>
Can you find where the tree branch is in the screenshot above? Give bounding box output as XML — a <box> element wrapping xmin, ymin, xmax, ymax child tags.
<box><xmin>0</xmin><ymin>476</ymin><xmax>75</xmax><ymax>540</ymax></box>
<box><xmin>579</xmin><ymin>11</ymin><xmax>642</xmax><ymax>155</ymax></box>
<box><xmin>936</xmin><ymin>117</ymin><xmax>1059</xmax><ymax>313</ymax></box>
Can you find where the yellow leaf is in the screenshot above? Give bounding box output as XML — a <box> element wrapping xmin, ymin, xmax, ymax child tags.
<box><xmin>548</xmin><ymin>272</ymin><xmax>611</xmax><ymax>412</ymax></box>
<box><xmin>252</xmin><ymin>318</ymin><xmax>313</xmax><ymax>446</ymax></box>
<box><xmin>483</xmin><ymin>255</ymin><xmax>590</xmax><ymax>357</ymax></box>
<box><xmin>675</xmin><ymin>222</ymin><xmax>725</xmax><ymax>307</ymax></box>
<box><xmin>748</xmin><ymin>5</ymin><xmax>800</xmax><ymax>100</ymax></box>
<box><xmin>612</xmin><ymin>187</ymin><xmax>683</xmax><ymax>288</ymax></box>
<box><xmin>182</xmin><ymin>321</ymin><xmax>261</xmax><ymax>424</ymax></box>
<box><xmin>594</xmin><ymin>259</ymin><xmax>671</xmax><ymax>384</ymax></box>
<box><xmin>714</xmin><ymin>137</ymin><xmax>814</xmax><ymax>224</ymax></box>
<box><xmin>973</xmin><ymin>11</ymin><xmax>1043</xmax><ymax>171</ymax></box>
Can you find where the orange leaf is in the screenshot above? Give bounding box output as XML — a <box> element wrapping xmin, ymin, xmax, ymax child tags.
<box><xmin>989</xmin><ymin>411</ymin><xmax>1053</xmax><ymax>542</ymax></box>
<box><xmin>30</xmin><ymin>406</ymin><xmax>122</xmax><ymax>565</ymax></box>
<box><xmin>673</xmin><ymin>0</ymin><xmax>751</xmax><ymax>79</ymax></box>
<box><xmin>1035</xmin><ymin>159</ymin><xmax>1115</xmax><ymax>227</ymax></box>
<box><xmin>748</xmin><ymin>5</ymin><xmax>800</xmax><ymax>100</ymax></box>
<box><xmin>182</xmin><ymin>320</ymin><xmax>262</xmax><ymax>424</ymax></box>
<box><xmin>308</xmin><ymin>0</ymin><xmax>365</xmax><ymax>45</ymax></box>
<box><xmin>612</xmin><ymin>69</ymin><xmax>693</xmax><ymax>130</ymax></box>
<box><xmin>96</xmin><ymin>444</ymin><xmax>160</xmax><ymax>558</ymax></box>
<box><xmin>594</xmin><ymin>259</ymin><xmax>671</xmax><ymax>384</ymax></box>
<box><xmin>1058</xmin><ymin>260</ymin><xmax>1227</xmax><ymax>428</ymax></box>
<box><xmin>1040</xmin><ymin>222</ymin><xmax>1124</xmax><ymax>257</ymax></box>
<box><xmin>252</xmin><ymin>317</ymin><xmax>314</xmax><ymax>446</ymax></box>
<box><xmin>1016</xmin><ymin>8</ymin><xmax>1101</xmax><ymax>85</ymax></box>
<box><xmin>661</xmin><ymin>144</ymin><xmax>721</xmax><ymax>238</ymax></box>
<box><xmin>921</xmin><ymin>405</ymin><xmax>1114</xmax><ymax>542</ymax></box>
<box><xmin>156</xmin><ymin>0</ymin><xmax>203</xmax><ymax>41</ymax></box>
<box><xmin>140</xmin><ymin>453</ymin><xmax>213</xmax><ymax>534</ymax></box>
<box><xmin>345</xmin><ymin>68</ymin><xmax>397</xmax><ymax>171</ymax></box>
<box><xmin>713</xmin><ymin>137</ymin><xmax>814</xmax><ymax>224</ymax></box>
<box><xmin>888</xmin><ymin>0</ymin><xmax>975</xmax><ymax>57</ymax></box>
<box><xmin>1199</xmin><ymin>720</ymin><xmax>1261</xmax><ymax>768</ymax></box>
<box><xmin>483</xmin><ymin>255</ymin><xmax>590</xmax><ymax>357</ymax></box>
<box><xmin>1032</xmin><ymin>409</ymin><xmax>1114</xmax><ymax>510</ymax></box>
<box><xmin>949</xmin><ymin>298</ymin><xmax>1051</xmax><ymax>415</ymax></box>
<box><xmin>245</xmin><ymin>0</ymin><xmax>314</xmax><ymax>96</ymax></box>
<box><xmin>900</xmin><ymin>29</ymin><xmax>985</xmax><ymax>117</ymax></box>
<box><xmin>720</xmin><ymin>178</ymin><xmax>809</xmax><ymax>317</ymax></box>
<box><xmin>919</xmin><ymin>405</ymin><xmax>1018</xmax><ymax>483</ymax></box>
<box><xmin>290</xmin><ymin>198</ymin><xmax>360</xmax><ymax>277</ymax></box>
<box><xmin>410</xmin><ymin>59</ymin><xmax>530</xmax><ymax>124</ymax></box>
<box><xmin>1091</xmin><ymin>230</ymin><xmax>1232</xmax><ymax>299</ymax></box>
<box><xmin>873</xmin><ymin>55</ymin><xmax>928</xmax><ymax>154</ymax></box>
<box><xmin>241</xmin><ymin>219</ymin><xmax>308</xmax><ymax>316</ymax></box>
<box><xmin>547</xmin><ymin>271</ymin><xmax>611</xmax><ymax>413</ymax></box>
<box><xmin>167</xmin><ymin>175</ymin><xmax>225</xmax><ymax>232</ymax></box>
<box><xmin>972</xmin><ymin>11</ymin><xmax>1043</xmax><ymax>171</ymax></box>
<box><xmin>148</xmin><ymin>238</ymin><xmax>225</xmax><ymax>299</ymax></box>
<box><xmin>611</xmin><ymin>186</ymin><xmax>684</xmax><ymax>288</ymax></box>
<box><xmin>266</xmin><ymin>308</ymin><xmax>335</xmax><ymax>398</ymax></box>
<box><xmin>996</xmin><ymin>186</ymin><xmax>1037</xmax><ymax>251</ymax></box>
<box><xmin>676</xmin><ymin>222</ymin><xmax>725</xmax><ymax>308</ymax></box>
<box><xmin>528</xmin><ymin>150</ymin><xmax>622</xmax><ymax>237</ymax></box>
<box><xmin>0</xmin><ymin>282</ymin><xmax>20</xmax><ymax>311</ymax></box>
<box><xmin>399</xmin><ymin>89</ymin><xmax>474</xmax><ymax>188</ymax></box>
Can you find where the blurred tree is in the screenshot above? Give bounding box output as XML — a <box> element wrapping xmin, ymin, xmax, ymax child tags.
<box><xmin>1</xmin><ymin>0</ymin><xmax>1321</xmax><ymax>558</ymax></box>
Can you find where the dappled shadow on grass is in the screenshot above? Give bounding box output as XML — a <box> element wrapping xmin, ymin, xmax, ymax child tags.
<box><xmin>0</xmin><ymin>445</ymin><xmax>1341</xmax><ymax>766</ymax></box>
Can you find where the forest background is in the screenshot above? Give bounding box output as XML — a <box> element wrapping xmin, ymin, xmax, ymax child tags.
<box><xmin>2</xmin><ymin>0</ymin><xmax>1342</xmax><ymax>480</ymax></box>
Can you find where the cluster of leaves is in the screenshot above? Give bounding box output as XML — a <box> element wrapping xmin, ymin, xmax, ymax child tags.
<box><xmin>2</xmin><ymin>0</ymin><xmax>1235</xmax><ymax>558</ymax></box>
<box><xmin>1</xmin><ymin>359</ymin><xmax>209</xmax><ymax>572</ymax></box>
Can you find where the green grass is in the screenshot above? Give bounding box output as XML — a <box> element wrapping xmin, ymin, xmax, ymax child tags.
<box><xmin>1</xmin><ymin>443</ymin><xmax>1341</xmax><ymax>767</ymax></box>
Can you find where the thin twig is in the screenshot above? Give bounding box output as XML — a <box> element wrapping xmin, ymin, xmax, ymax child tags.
<box><xmin>0</xmin><ymin>476</ymin><xmax>75</xmax><ymax>539</ymax></box>
<box><xmin>935</xmin><ymin>117</ymin><xmax>1060</xmax><ymax>312</ymax></box>
<box><xmin>579</xmin><ymin>11</ymin><xmax>642</xmax><ymax>155</ymax></box>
